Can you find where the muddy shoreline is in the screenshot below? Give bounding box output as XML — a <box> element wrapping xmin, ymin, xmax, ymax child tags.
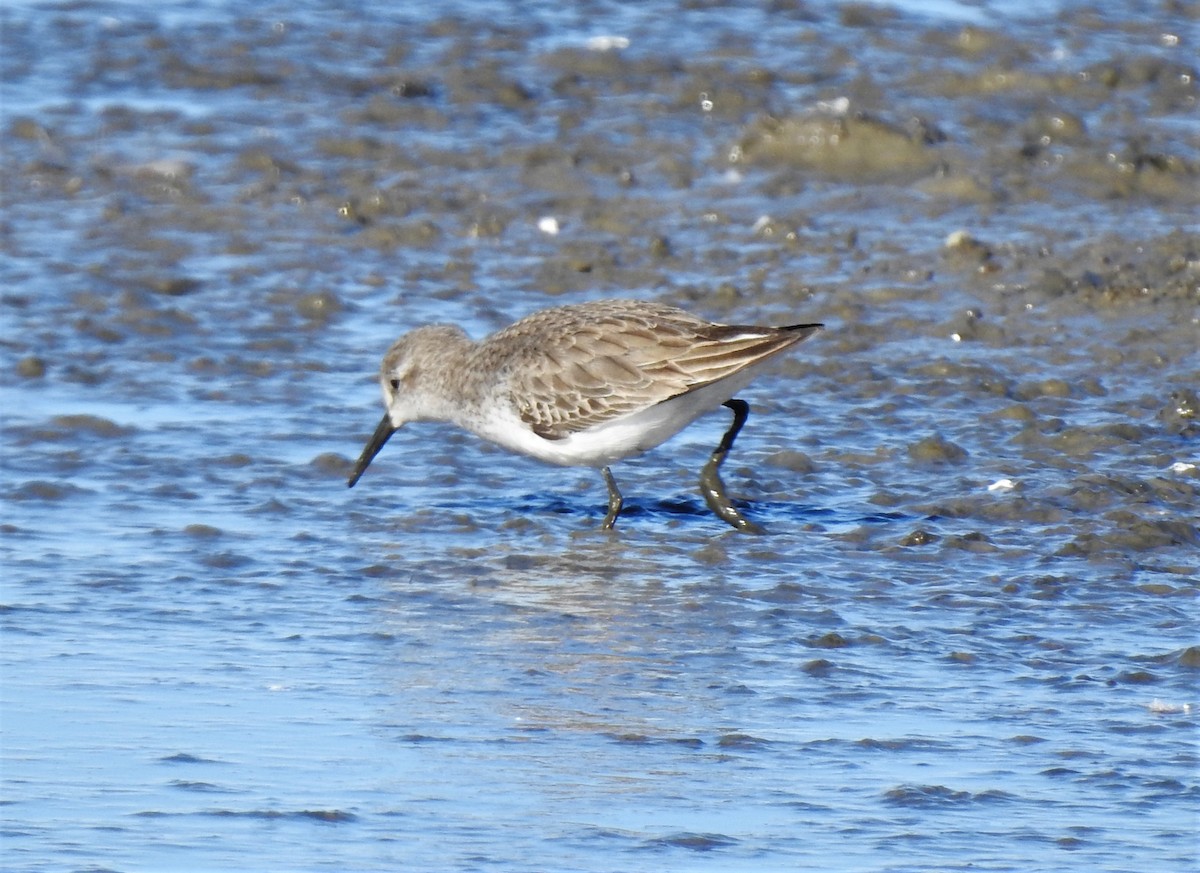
<box><xmin>2</xmin><ymin>4</ymin><xmax>1197</xmax><ymax>871</ymax></box>
<box><xmin>3</xmin><ymin>2</ymin><xmax>1197</xmax><ymax>549</ymax></box>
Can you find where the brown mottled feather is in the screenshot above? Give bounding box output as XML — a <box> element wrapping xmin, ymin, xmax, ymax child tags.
<box><xmin>464</xmin><ymin>300</ymin><xmax>818</xmax><ymax>440</ymax></box>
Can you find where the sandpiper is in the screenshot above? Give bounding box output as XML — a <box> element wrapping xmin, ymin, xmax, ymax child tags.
<box><xmin>348</xmin><ymin>299</ymin><xmax>822</xmax><ymax>532</ymax></box>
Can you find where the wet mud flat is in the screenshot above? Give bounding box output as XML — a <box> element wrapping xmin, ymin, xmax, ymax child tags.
<box><xmin>1</xmin><ymin>1</ymin><xmax>1198</xmax><ymax>872</ymax></box>
<box><xmin>4</xmin><ymin>0</ymin><xmax>1197</xmax><ymax>556</ymax></box>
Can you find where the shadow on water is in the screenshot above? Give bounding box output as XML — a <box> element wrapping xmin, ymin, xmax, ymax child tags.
<box><xmin>489</xmin><ymin>490</ymin><xmax>913</xmax><ymax>533</ymax></box>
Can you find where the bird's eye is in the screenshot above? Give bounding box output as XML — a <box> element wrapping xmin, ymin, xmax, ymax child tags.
<box><xmin>389</xmin><ymin>378</ymin><xmax>400</xmax><ymax>391</ymax></box>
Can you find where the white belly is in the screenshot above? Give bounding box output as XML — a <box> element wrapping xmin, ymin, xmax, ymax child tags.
<box><xmin>468</xmin><ymin>373</ymin><xmax>756</xmax><ymax>468</ymax></box>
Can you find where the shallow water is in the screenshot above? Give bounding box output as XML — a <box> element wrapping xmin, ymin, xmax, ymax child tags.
<box><xmin>2</xmin><ymin>1</ymin><xmax>1198</xmax><ymax>871</ymax></box>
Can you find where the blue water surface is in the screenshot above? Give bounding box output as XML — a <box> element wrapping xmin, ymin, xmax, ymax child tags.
<box><xmin>2</xmin><ymin>1</ymin><xmax>1197</xmax><ymax>872</ymax></box>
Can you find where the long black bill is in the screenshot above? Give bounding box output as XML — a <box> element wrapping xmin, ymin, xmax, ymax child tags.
<box><xmin>347</xmin><ymin>413</ymin><xmax>397</xmax><ymax>488</ymax></box>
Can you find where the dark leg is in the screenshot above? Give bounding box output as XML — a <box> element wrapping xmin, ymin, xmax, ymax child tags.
<box><xmin>600</xmin><ymin>466</ymin><xmax>623</xmax><ymax>530</ymax></box>
<box><xmin>699</xmin><ymin>399</ymin><xmax>765</xmax><ymax>534</ymax></box>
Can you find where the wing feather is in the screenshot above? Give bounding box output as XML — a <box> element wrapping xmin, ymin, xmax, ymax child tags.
<box><xmin>468</xmin><ymin>300</ymin><xmax>819</xmax><ymax>439</ymax></box>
